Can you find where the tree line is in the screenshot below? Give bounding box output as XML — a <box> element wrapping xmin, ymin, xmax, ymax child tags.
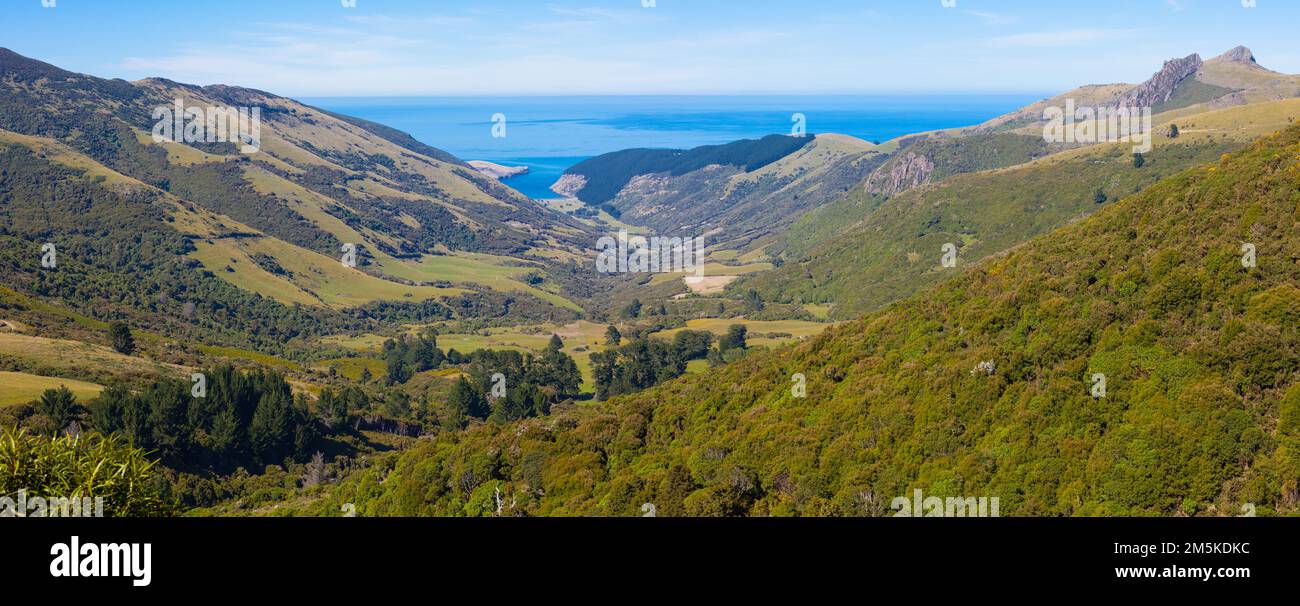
<box><xmin>591</xmin><ymin>327</ymin><xmax>746</xmax><ymax>400</ymax></box>
<box><xmin>446</xmin><ymin>336</ymin><xmax>583</xmax><ymax>426</ymax></box>
<box><xmin>87</xmin><ymin>365</ymin><xmax>317</xmax><ymax>472</ymax></box>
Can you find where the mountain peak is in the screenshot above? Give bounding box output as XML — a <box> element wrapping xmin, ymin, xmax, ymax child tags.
<box><xmin>1116</xmin><ymin>53</ymin><xmax>1202</xmax><ymax>108</ymax></box>
<box><xmin>1216</xmin><ymin>45</ymin><xmax>1257</xmax><ymax>65</ymax></box>
<box><xmin>0</xmin><ymin>47</ymin><xmax>77</xmax><ymax>81</ymax></box>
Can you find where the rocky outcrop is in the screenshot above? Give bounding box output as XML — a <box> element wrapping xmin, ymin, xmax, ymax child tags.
<box><xmin>1116</xmin><ymin>53</ymin><xmax>1202</xmax><ymax>108</ymax></box>
<box><xmin>1216</xmin><ymin>45</ymin><xmax>1257</xmax><ymax>65</ymax></box>
<box><xmin>865</xmin><ymin>151</ymin><xmax>935</xmax><ymax>196</ymax></box>
<box><xmin>549</xmin><ymin>173</ymin><xmax>588</xmax><ymax>198</ymax></box>
<box><xmin>467</xmin><ymin>160</ymin><xmax>528</xmax><ymax>180</ymax></box>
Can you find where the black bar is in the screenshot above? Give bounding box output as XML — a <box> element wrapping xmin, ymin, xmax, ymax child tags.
<box><xmin>4</xmin><ymin>517</ymin><xmax>1288</xmax><ymax>596</ymax></box>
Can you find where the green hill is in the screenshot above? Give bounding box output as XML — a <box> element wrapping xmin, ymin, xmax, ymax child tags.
<box><xmin>745</xmin><ymin>139</ymin><xmax>1238</xmax><ymax>318</ymax></box>
<box><xmin>303</xmin><ymin>125</ymin><xmax>1300</xmax><ymax>517</ymax></box>
<box><xmin>602</xmin><ymin>134</ymin><xmax>885</xmax><ymax>252</ymax></box>
<box><xmin>0</xmin><ymin>47</ymin><xmax>594</xmax><ymax>304</ymax></box>
<box><xmin>862</xmin><ymin>132</ymin><xmax>1050</xmax><ymax>196</ymax></box>
<box><xmin>0</xmin><ymin>48</ymin><xmax>597</xmax><ymax>361</ymax></box>
<box><xmin>743</xmin><ymin>98</ymin><xmax>1300</xmax><ymax>320</ymax></box>
<box><xmin>863</xmin><ymin>46</ymin><xmax>1300</xmax><ymax>198</ymax></box>
<box><xmin>560</xmin><ymin>134</ymin><xmax>816</xmax><ymax>205</ymax></box>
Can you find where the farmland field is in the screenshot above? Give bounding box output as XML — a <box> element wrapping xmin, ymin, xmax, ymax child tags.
<box><xmin>191</xmin><ymin>238</ymin><xmax>465</xmax><ymax>308</ymax></box>
<box><xmin>0</xmin><ymin>372</ymin><xmax>105</xmax><ymax>406</ymax></box>
<box><xmin>0</xmin><ymin>332</ymin><xmax>186</xmax><ymax>384</ymax></box>
<box><xmin>650</xmin><ymin>318</ymin><xmax>835</xmax><ymax>348</ymax></box>
<box><xmin>424</xmin><ymin>321</ymin><xmax>611</xmax><ymax>392</ymax></box>
<box><xmin>312</xmin><ymin>357</ymin><xmax>388</xmax><ymax>381</ymax></box>
<box><xmin>376</xmin><ymin>252</ymin><xmax>580</xmax><ymax>311</ymax></box>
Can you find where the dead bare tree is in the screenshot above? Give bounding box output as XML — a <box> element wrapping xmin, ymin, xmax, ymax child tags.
<box><xmin>302</xmin><ymin>451</ymin><xmax>328</xmax><ymax>487</ymax></box>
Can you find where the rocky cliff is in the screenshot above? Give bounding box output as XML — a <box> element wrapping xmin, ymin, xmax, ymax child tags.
<box><xmin>468</xmin><ymin>160</ymin><xmax>529</xmax><ymax>180</ymax></box>
<box><xmin>1117</xmin><ymin>53</ymin><xmax>1202</xmax><ymax>108</ymax></box>
<box><xmin>864</xmin><ymin>151</ymin><xmax>935</xmax><ymax>195</ymax></box>
<box><xmin>549</xmin><ymin>173</ymin><xmax>588</xmax><ymax>198</ymax></box>
<box><xmin>1216</xmin><ymin>45</ymin><xmax>1257</xmax><ymax>65</ymax></box>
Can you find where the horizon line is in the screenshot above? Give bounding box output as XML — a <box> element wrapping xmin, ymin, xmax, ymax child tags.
<box><xmin>293</xmin><ymin>90</ymin><xmax>1058</xmax><ymax>99</ymax></box>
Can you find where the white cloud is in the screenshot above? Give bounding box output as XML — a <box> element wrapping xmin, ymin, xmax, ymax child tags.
<box><xmin>111</xmin><ymin>2</ymin><xmax>823</xmax><ymax>96</ymax></box>
<box><xmin>543</xmin><ymin>4</ymin><xmax>667</xmax><ymax>24</ymax></box>
<box><xmin>100</xmin><ymin>7</ymin><xmax>1175</xmax><ymax>95</ymax></box>
<box><xmin>986</xmin><ymin>29</ymin><xmax>1146</xmax><ymax>48</ymax></box>
<box><xmin>117</xmin><ymin>13</ymin><xmax>809</xmax><ymax>96</ymax></box>
<box><xmin>965</xmin><ymin>10</ymin><xmax>1019</xmax><ymax>26</ymax></box>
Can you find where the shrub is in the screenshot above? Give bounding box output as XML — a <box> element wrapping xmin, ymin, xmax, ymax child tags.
<box><xmin>0</xmin><ymin>427</ymin><xmax>171</xmax><ymax>516</ymax></box>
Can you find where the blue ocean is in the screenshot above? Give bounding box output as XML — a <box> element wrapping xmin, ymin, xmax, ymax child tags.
<box><xmin>303</xmin><ymin>95</ymin><xmax>1045</xmax><ymax>200</ymax></box>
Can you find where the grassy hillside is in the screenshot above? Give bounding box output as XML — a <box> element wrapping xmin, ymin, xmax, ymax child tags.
<box><xmin>563</xmin><ymin>134</ymin><xmax>816</xmax><ymax>205</ymax></box>
<box><xmin>744</xmin><ymin>139</ymin><xmax>1238</xmax><ymax>318</ymax></box>
<box><xmin>860</xmin><ymin>47</ymin><xmax>1298</xmax><ymax>201</ymax></box>
<box><xmin>744</xmin><ymin>98</ymin><xmax>1300</xmax><ymax>319</ymax></box>
<box><xmin>296</xmin><ymin>125</ymin><xmax>1300</xmax><ymax>517</ymax></box>
<box><xmin>0</xmin><ymin>372</ymin><xmax>104</xmax><ymax>407</ymax></box>
<box><xmin>0</xmin><ymin>48</ymin><xmax>600</xmax><ymax>371</ymax></box>
<box><xmin>0</xmin><ymin>48</ymin><xmax>594</xmax><ymax>313</ymax></box>
<box><xmin>602</xmin><ymin>134</ymin><xmax>886</xmax><ymax>251</ymax></box>
<box><xmin>650</xmin><ymin>318</ymin><xmax>832</xmax><ymax>349</ymax></box>
<box><xmin>0</xmin><ymin>332</ymin><xmax>188</xmax><ymax>386</ymax></box>
<box><xmin>863</xmin><ymin>132</ymin><xmax>1049</xmax><ymax>196</ymax></box>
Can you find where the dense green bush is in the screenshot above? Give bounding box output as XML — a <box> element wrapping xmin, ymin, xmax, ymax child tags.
<box><xmin>303</xmin><ymin>126</ymin><xmax>1300</xmax><ymax>517</ymax></box>
<box><xmin>0</xmin><ymin>427</ymin><xmax>171</xmax><ymax>517</ymax></box>
<box><xmin>89</xmin><ymin>365</ymin><xmax>317</xmax><ymax>472</ymax></box>
<box><xmin>744</xmin><ymin>139</ymin><xmax>1242</xmax><ymax>319</ymax></box>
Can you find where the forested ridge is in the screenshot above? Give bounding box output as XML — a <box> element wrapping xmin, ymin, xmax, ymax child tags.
<box><xmin>743</xmin><ymin>138</ymin><xmax>1244</xmax><ymax>319</ymax></box>
<box><xmin>564</xmin><ymin>134</ymin><xmax>815</xmax><ymax>205</ymax></box>
<box><xmin>0</xmin><ymin>143</ymin><xmax>452</xmax><ymax>353</ymax></box>
<box><xmin>3</xmin><ymin>46</ymin><xmax>1297</xmax><ymax>519</ymax></box>
<box><xmin>0</xmin><ymin>46</ymin><xmax>597</xmax><ymax>328</ymax></box>
<box><xmin>298</xmin><ymin>126</ymin><xmax>1300</xmax><ymax>517</ymax></box>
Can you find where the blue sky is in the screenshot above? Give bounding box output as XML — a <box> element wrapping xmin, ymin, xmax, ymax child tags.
<box><xmin>4</xmin><ymin>0</ymin><xmax>1297</xmax><ymax>96</ymax></box>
